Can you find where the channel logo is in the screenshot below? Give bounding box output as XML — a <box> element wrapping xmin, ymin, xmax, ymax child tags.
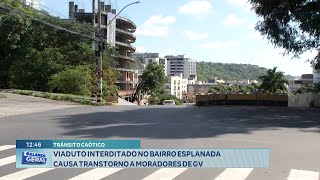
<box><xmin>22</xmin><ymin>151</ymin><xmax>47</xmax><ymax>165</ymax></box>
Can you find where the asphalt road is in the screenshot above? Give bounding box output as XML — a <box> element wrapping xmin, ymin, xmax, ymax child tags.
<box><xmin>0</xmin><ymin>94</ymin><xmax>319</xmax><ymax>180</ymax></box>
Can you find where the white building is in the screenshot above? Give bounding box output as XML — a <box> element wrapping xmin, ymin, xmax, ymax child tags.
<box><xmin>142</xmin><ymin>53</ymin><xmax>167</xmax><ymax>75</ymax></box>
<box><xmin>22</xmin><ymin>0</ymin><xmax>39</xmax><ymax>8</ymax></box>
<box><xmin>288</xmin><ymin>74</ymin><xmax>313</xmax><ymax>93</ymax></box>
<box><xmin>165</xmin><ymin>55</ymin><xmax>196</xmax><ymax>79</ymax></box>
<box><xmin>164</xmin><ymin>74</ymin><xmax>183</xmax><ymax>99</ymax></box>
<box><xmin>163</xmin><ymin>73</ymin><xmax>190</xmax><ymax>99</ymax></box>
<box><xmin>182</xmin><ymin>79</ymin><xmax>188</xmax><ymax>94</ymax></box>
<box><xmin>225</xmin><ymin>80</ymin><xmax>257</xmax><ymax>86</ymax></box>
<box><xmin>313</xmin><ymin>64</ymin><xmax>320</xmax><ymax>83</ymax></box>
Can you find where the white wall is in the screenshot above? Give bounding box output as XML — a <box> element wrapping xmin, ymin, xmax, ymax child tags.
<box><xmin>164</xmin><ymin>74</ymin><xmax>190</xmax><ymax>99</ymax></box>
<box><xmin>182</xmin><ymin>79</ymin><xmax>188</xmax><ymax>93</ymax></box>
<box><xmin>313</xmin><ymin>66</ymin><xmax>320</xmax><ymax>83</ymax></box>
<box><xmin>289</xmin><ymin>93</ymin><xmax>320</xmax><ymax>107</ymax></box>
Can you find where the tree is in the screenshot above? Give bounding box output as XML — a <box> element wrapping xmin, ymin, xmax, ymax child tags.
<box><xmin>48</xmin><ymin>66</ymin><xmax>92</xmax><ymax>95</ymax></box>
<box><xmin>131</xmin><ymin>62</ymin><xmax>165</xmax><ymax>103</ymax></box>
<box><xmin>258</xmin><ymin>67</ymin><xmax>288</xmax><ymax>93</ymax></box>
<box><xmin>294</xmin><ymin>83</ymin><xmax>320</xmax><ymax>94</ymax></box>
<box><xmin>0</xmin><ymin>0</ymin><xmax>120</xmax><ymax>99</ymax></box>
<box><xmin>249</xmin><ymin>0</ymin><xmax>320</xmax><ymax>69</ymax></box>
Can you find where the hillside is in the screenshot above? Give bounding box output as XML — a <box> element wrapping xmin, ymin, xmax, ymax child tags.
<box><xmin>131</xmin><ymin>53</ymin><xmax>291</xmax><ymax>81</ymax></box>
<box><xmin>197</xmin><ymin>62</ymin><xmax>268</xmax><ymax>81</ymax></box>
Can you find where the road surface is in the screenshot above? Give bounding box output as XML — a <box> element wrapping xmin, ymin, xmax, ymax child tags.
<box><xmin>0</xmin><ymin>94</ymin><xmax>319</xmax><ymax>180</ymax></box>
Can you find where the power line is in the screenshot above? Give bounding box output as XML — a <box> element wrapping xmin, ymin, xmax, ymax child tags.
<box><xmin>38</xmin><ymin>2</ymin><xmax>68</xmax><ymax>19</ymax></box>
<box><xmin>0</xmin><ymin>14</ymin><xmax>11</xmax><ymax>25</ymax></box>
<box><xmin>0</xmin><ymin>4</ymin><xmax>95</xmax><ymax>40</ymax></box>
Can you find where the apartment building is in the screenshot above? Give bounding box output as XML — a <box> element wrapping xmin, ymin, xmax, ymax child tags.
<box><xmin>288</xmin><ymin>74</ymin><xmax>314</xmax><ymax>93</ymax></box>
<box><xmin>143</xmin><ymin>53</ymin><xmax>167</xmax><ymax>75</ymax></box>
<box><xmin>225</xmin><ymin>80</ymin><xmax>258</xmax><ymax>86</ymax></box>
<box><xmin>165</xmin><ymin>55</ymin><xmax>196</xmax><ymax>79</ymax></box>
<box><xmin>163</xmin><ymin>74</ymin><xmax>189</xmax><ymax>99</ymax></box>
<box><xmin>69</xmin><ymin>2</ymin><xmax>137</xmax><ymax>96</ymax></box>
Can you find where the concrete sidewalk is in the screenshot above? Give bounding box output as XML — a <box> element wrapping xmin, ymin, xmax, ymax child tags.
<box><xmin>0</xmin><ymin>93</ymin><xmax>82</xmax><ymax>118</ymax></box>
<box><xmin>117</xmin><ymin>97</ymin><xmax>137</xmax><ymax>106</ymax></box>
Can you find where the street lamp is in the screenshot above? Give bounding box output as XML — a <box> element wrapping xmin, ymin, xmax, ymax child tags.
<box><xmin>95</xmin><ymin>1</ymin><xmax>140</xmax><ymax>103</ymax></box>
<box><xmin>107</xmin><ymin>1</ymin><xmax>140</xmax><ymax>26</ymax></box>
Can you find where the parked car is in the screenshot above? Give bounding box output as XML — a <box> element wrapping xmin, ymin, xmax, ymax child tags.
<box><xmin>162</xmin><ymin>100</ymin><xmax>176</xmax><ymax>106</ymax></box>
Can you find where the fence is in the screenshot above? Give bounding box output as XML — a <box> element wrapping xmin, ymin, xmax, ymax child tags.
<box><xmin>196</xmin><ymin>93</ymin><xmax>288</xmax><ymax>106</ymax></box>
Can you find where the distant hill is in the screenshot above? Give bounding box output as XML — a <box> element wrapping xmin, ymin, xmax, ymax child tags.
<box><xmin>197</xmin><ymin>62</ymin><xmax>269</xmax><ymax>81</ymax></box>
<box><xmin>132</xmin><ymin>53</ymin><xmax>291</xmax><ymax>81</ymax></box>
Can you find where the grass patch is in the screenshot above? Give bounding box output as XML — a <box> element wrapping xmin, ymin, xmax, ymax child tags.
<box><xmin>11</xmin><ymin>90</ymin><xmax>115</xmax><ymax>106</ymax></box>
<box><xmin>0</xmin><ymin>93</ymin><xmax>6</xmax><ymax>99</ymax></box>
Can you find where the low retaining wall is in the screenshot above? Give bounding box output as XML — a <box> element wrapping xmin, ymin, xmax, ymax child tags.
<box><xmin>196</xmin><ymin>94</ymin><xmax>288</xmax><ymax>106</ymax></box>
<box><xmin>288</xmin><ymin>93</ymin><xmax>320</xmax><ymax>107</ymax></box>
<box><xmin>105</xmin><ymin>96</ymin><xmax>118</xmax><ymax>103</ymax></box>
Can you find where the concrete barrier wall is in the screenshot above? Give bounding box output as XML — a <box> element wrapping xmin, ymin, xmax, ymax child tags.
<box><xmin>228</xmin><ymin>94</ymin><xmax>257</xmax><ymax>101</ymax></box>
<box><xmin>105</xmin><ymin>96</ymin><xmax>118</xmax><ymax>103</ymax></box>
<box><xmin>288</xmin><ymin>93</ymin><xmax>320</xmax><ymax>107</ymax></box>
<box><xmin>315</xmin><ymin>94</ymin><xmax>320</xmax><ymax>107</ymax></box>
<box><xmin>196</xmin><ymin>94</ymin><xmax>288</xmax><ymax>106</ymax></box>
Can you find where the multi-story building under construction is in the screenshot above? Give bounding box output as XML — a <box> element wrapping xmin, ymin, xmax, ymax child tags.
<box><xmin>69</xmin><ymin>1</ymin><xmax>138</xmax><ymax>97</ymax></box>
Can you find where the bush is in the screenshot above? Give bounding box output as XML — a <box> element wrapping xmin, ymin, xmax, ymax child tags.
<box><xmin>102</xmin><ymin>84</ymin><xmax>119</xmax><ymax>98</ymax></box>
<box><xmin>48</xmin><ymin>66</ymin><xmax>92</xmax><ymax>96</ymax></box>
<box><xmin>149</xmin><ymin>96</ymin><xmax>161</xmax><ymax>105</ymax></box>
<box><xmin>294</xmin><ymin>83</ymin><xmax>320</xmax><ymax>94</ymax></box>
<box><xmin>13</xmin><ymin>90</ymin><xmax>33</xmax><ymax>96</ymax></box>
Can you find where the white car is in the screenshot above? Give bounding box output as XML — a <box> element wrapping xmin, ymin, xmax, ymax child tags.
<box><xmin>162</xmin><ymin>100</ymin><xmax>176</xmax><ymax>105</ymax></box>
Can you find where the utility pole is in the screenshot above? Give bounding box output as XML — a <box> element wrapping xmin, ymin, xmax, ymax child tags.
<box><xmin>93</xmin><ymin>0</ymin><xmax>140</xmax><ymax>103</ymax></box>
<box><xmin>92</xmin><ymin>0</ymin><xmax>95</xmax><ymax>31</ymax></box>
<box><xmin>96</xmin><ymin>0</ymin><xmax>103</xmax><ymax>103</ymax></box>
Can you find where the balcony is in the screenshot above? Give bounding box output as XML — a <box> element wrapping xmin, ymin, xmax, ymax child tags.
<box><xmin>115</xmin><ymin>67</ymin><xmax>135</xmax><ymax>73</ymax></box>
<box><xmin>117</xmin><ymin>55</ymin><xmax>135</xmax><ymax>62</ymax></box>
<box><xmin>115</xmin><ymin>41</ymin><xmax>136</xmax><ymax>52</ymax></box>
<box><xmin>116</xmin><ymin>16</ymin><xmax>136</xmax><ymax>32</ymax></box>
<box><xmin>116</xmin><ymin>77</ymin><xmax>136</xmax><ymax>84</ymax></box>
<box><xmin>116</xmin><ymin>28</ymin><xmax>136</xmax><ymax>42</ymax></box>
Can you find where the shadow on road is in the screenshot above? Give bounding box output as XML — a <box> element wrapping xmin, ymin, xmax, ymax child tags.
<box><xmin>55</xmin><ymin>106</ymin><xmax>320</xmax><ymax>139</ymax></box>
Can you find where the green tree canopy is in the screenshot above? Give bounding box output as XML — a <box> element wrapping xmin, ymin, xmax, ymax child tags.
<box><xmin>208</xmin><ymin>84</ymin><xmax>257</xmax><ymax>94</ymax></box>
<box><xmin>294</xmin><ymin>83</ymin><xmax>320</xmax><ymax>95</ymax></box>
<box><xmin>0</xmin><ymin>0</ymin><xmax>119</xmax><ymax>98</ymax></box>
<box><xmin>131</xmin><ymin>62</ymin><xmax>165</xmax><ymax>102</ymax></box>
<box><xmin>258</xmin><ymin>67</ymin><xmax>288</xmax><ymax>93</ymax></box>
<box><xmin>249</xmin><ymin>0</ymin><xmax>320</xmax><ymax>69</ymax></box>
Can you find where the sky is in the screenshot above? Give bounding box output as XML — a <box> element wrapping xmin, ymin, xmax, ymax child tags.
<box><xmin>39</xmin><ymin>0</ymin><xmax>316</xmax><ymax>76</ymax></box>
